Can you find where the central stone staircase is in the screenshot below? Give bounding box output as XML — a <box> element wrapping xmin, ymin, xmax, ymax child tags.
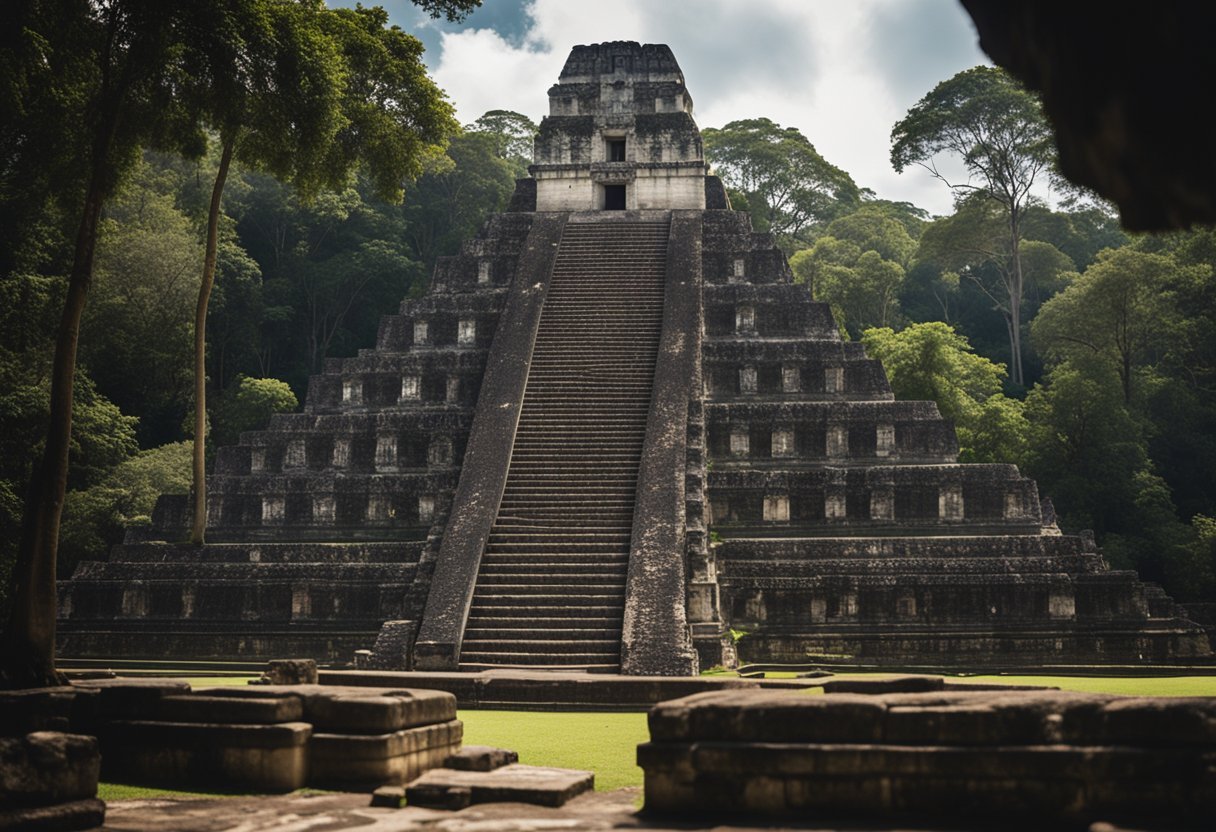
<box><xmin>459</xmin><ymin>218</ymin><xmax>671</xmax><ymax>670</ymax></box>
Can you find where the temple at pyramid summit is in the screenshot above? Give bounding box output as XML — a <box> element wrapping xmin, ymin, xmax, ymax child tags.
<box><xmin>58</xmin><ymin>42</ymin><xmax>1211</xmax><ymax>673</ymax></box>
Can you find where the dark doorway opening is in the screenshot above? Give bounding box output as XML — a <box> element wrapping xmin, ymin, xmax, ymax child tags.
<box><xmin>604</xmin><ymin>185</ymin><xmax>626</xmax><ymax>210</ymax></box>
<box><xmin>607</xmin><ymin>139</ymin><xmax>626</xmax><ymax>161</ymax></box>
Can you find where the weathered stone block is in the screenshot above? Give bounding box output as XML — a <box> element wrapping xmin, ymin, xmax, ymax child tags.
<box><xmin>310</xmin><ymin>720</ymin><xmax>462</xmax><ymax>786</ymax></box>
<box><xmin>99</xmin><ymin>720</ymin><xmax>311</xmax><ymax>792</ymax></box>
<box><xmin>405</xmin><ymin>764</ymin><xmax>593</xmax><ymax>808</ymax></box>
<box><xmin>201</xmin><ymin>685</ymin><xmax>458</xmax><ymax>733</ymax></box>
<box><xmin>0</xmin><ymin>799</ymin><xmax>106</xmax><ymax>832</ymax></box>
<box><xmin>369</xmin><ymin>784</ymin><xmax>405</xmax><ymax>808</ymax></box>
<box><xmin>0</xmin><ymin>732</ymin><xmax>99</xmax><ymax>806</ymax></box>
<box><xmin>156</xmin><ymin>695</ymin><xmax>303</xmax><ymax>725</ymax></box>
<box><xmin>444</xmin><ymin>745</ymin><xmax>518</xmax><ymax>772</ymax></box>
<box><xmin>641</xmin><ymin>689</ymin><xmax>1216</xmax><ymax>824</ymax></box>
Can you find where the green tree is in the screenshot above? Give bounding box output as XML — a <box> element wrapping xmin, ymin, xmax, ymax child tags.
<box><xmin>822</xmin><ymin>205</ymin><xmax>918</xmax><ymax>264</ymax></box>
<box><xmin>1021</xmin><ymin>204</ymin><xmax>1128</xmax><ymax>271</ymax></box>
<box><xmin>402</xmin><ymin>131</ymin><xmax>518</xmax><ymax>269</ymax></box>
<box><xmin>186</xmin><ymin>1</ymin><xmax>463</xmax><ymax>544</ymax></box>
<box><xmin>1</xmin><ymin>0</ymin><xmax>209</xmax><ymax>688</ymax></box>
<box><xmin>915</xmin><ymin>194</ymin><xmax>1074</xmax><ymax>384</ymax></box>
<box><xmin>231</xmin><ymin>174</ymin><xmax>423</xmax><ymax>387</ymax></box>
<box><xmin>1032</xmin><ymin>247</ymin><xmax>1207</xmax><ymax>405</ymax></box>
<box><xmin>794</xmin><ymin>206</ymin><xmax>917</xmax><ymax>335</ymax></box>
<box><xmin>862</xmin><ymin>322</ymin><xmax>1027</xmax><ymax>464</ymax></box>
<box><xmin>704</xmin><ymin>118</ymin><xmax>858</xmax><ymax>247</ymax></box>
<box><xmin>209</xmin><ymin>376</ymin><xmax>298</xmax><ymax>448</ymax></box>
<box><xmin>1023</xmin><ymin>360</ymin><xmax>1150</xmax><ymax>536</ymax></box>
<box><xmin>892</xmin><ymin>66</ymin><xmax>1054</xmax><ymax>386</ymax></box>
<box><xmin>80</xmin><ymin>156</ymin><xmax>203</xmax><ymax>445</ymax></box>
<box><xmin>467</xmin><ymin>109</ymin><xmax>537</xmax><ymax>175</ymax></box>
<box><xmin>58</xmin><ymin>441</ymin><xmax>191</xmax><ymax>581</ymax></box>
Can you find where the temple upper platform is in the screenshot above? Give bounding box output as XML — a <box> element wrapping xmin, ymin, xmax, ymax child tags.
<box><xmin>532</xmin><ymin>42</ymin><xmax>709</xmax><ymax>212</ymax></box>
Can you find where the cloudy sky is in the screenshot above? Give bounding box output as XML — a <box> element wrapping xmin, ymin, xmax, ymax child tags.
<box><xmin>334</xmin><ymin>0</ymin><xmax>990</xmax><ymax>216</ymax></box>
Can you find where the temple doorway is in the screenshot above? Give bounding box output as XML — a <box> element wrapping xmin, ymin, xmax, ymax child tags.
<box><xmin>604</xmin><ymin>185</ymin><xmax>626</xmax><ymax>210</ymax></box>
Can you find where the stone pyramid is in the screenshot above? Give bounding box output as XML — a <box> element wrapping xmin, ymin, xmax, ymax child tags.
<box><xmin>59</xmin><ymin>42</ymin><xmax>1211</xmax><ymax>674</ymax></box>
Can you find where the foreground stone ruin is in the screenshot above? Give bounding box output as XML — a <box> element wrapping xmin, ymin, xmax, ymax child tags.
<box><xmin>0</xmin><ymin>731</ymin><xmax>103</xmax><ymax>832</ymax></box>
<box><xmin>57</xmin><ymin>41</ymin><xmax>1210</xmax><ymax>673</ymax></box>
<box><xmin>640</xmin><ymin>688</ymin><xmax>1216</xmax><ymax>825</ymax></box>
<box><xmin>2</xmin><ymin>678</ymin><xmax>462</xmax><ymax>798</ymax></box>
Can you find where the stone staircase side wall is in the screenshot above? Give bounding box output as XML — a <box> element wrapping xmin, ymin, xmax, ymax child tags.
<box><xmin>620</xmin><ymin>210</ymin><xmax>704</xmax><ymax>676</ymax></box>
<box><xmin>413</xmin><ymin>213</ymin><xmax>569</xmax><ymax>670</ymax></box>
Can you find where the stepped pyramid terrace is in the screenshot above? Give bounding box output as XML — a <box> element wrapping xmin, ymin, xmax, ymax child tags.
<box><xmin>58</xmin><ymin>42</ymin><xmax>1211</xmax><ymax>674</ymax></box>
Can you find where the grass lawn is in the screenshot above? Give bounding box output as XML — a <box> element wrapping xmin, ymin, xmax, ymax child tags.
<box><xmin>950</xmin><ymin>674</ymin><xmax>1216</xmax><ymax>696</ymax></box>
<box><xmin>459</xmin><ymin>710</ymin><xmax>649</xmax><ymax>791</ymax></box>
<box><xmin>172</xmin><ymin>676</ymin><xmax>258</xmax><ymax>688</ymax></box>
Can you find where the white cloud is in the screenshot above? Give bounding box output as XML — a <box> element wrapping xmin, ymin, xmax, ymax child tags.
<box><xmin>429</xmin><ymin>0</ymin><xmax>991</xmax><ymax>216</ymax></box>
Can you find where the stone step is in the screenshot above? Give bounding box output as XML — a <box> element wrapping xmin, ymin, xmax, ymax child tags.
<box><xmin>492</xmin><ymin>507</ymin><xmax>634</xmax><ymax>516</ymax></box>
<box><xmin>479</xmin><ymin>550</ymin><xmax>632</xmax><ymax>562</ymax></box>
<box><xmin>472</xmin><ymin>577</ymin><xmax>626</xmax><ymax>590</ymax></box>
<box><xmin>469</xmin><ymin>592</ymin><xmax>626</xmax><ymax>606</ymax></box>
<box><xmin>486</xmin><ymin>531</ymin><xmax>632</xmax><ymax>541</ymax></box>
<box><xmin>465</xmin><ymin>615</ymin><xmax>623</xmax><ymax>629</ymax></box>
<box><xmin>475</xmin><ymin>573</ymin><xmax>628</xmax><ymax>587</ymax></box>
<box><xmin>491</xmin><ymin>519</ymin><xmax>633</xmax><ymax>529</ymax></box>
<box><xmin>477</xmin><ymin>559</ymin><xmax>630</xmax><ymax>571</ymax></box>
<box><xmin>457</xmin><ymin>651</ymin><xmax>621</xmax><ymax>666</ymax></box>
<box><xmin>468</xmin><ymin>604</ymin><xmax>624</xmax><ymax>618</ymax></box>
<box><xmin>482</xmin><ymin>544</ymin><xmax>631</xmax><ymax>553</ymax></box>
<box><xmin>463</xmin><ymin>628</ymin><xmax>623</xmax><ymax>642</ymax></box>
<box><xmin>459</xmin><ymin>639</ymin><xmax>621</xmax><ymax>655</ymax></box>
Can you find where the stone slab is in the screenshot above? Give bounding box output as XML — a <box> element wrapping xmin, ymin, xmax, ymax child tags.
<box><xmin>0</xmin><ymin>798</ymin><xmax>105</xmax><ymax>832</ymax></box>
<box><xmin>196</xmin><ymin>684</ymin><xmax>457</xmax><ymax>733</ymax></box>
<box><xmin>319</xmin><ymin>668</ymin><xmax>819</xmax><ymax>711</ymax></box>
<box><xmin>99</xmin><ymin>720</ymin><xmax>311</xmax><ymax>792</ymax></box>
<box><xmin>309</xmin><ymin>719</ymin><xmax>462</xmax><ymax>786</ymax></box>
<box><xmin>369</xmin><ymin>785</ymin><xmax>405</xmax><ymax>808</ymax></box>
<box><xmin>69</xmin><ymin>678</ymin><xmax>189</xmax><ymax>728</ymax></box>
<box><xmin>444</xmin><ymin>745</ymin><xmax>518</xmax><ymax>771</ymax></box>
<box><xmin>155</xmin><ymin>694</ymin><xmax>303</xmax><ymax>725</ymax></box>
<box><xmin>406</xmin><ymin>764</ymin><xmax>594</xmax><ymax>808</ymax></box>
<box><xmin>819</xmin><ymin>675</ymin><xmax>945</xmax><ymax>694</ymax></box>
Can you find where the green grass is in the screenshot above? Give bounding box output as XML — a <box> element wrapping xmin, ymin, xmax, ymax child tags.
<box><xmin>98</xmin><ymin>783</ymin><xmax>334</xmax><ymax>801</ymax></box>
<box><xmin>951</xmin><ymin>674</ymin><xmax>1216</xmax><ymax>696</ymax></box>
<box><xmin>98</xmin><ymin>783</ymin><xmax>254</xmax><ymax>801</ymax></box>
<box><xmin>706</xmin><ymin>668</ymin><xmax>1216</xmax><ymax>696</ymax></box>
<box><xmin>170</xmin><ymin>676</ymin><xmax>259</xmax><ymax>688</ymax></box>
<box><xmin>459</xmin><ymin>710</ymin><xmax>649</xmax><ymax>791</ymax></box>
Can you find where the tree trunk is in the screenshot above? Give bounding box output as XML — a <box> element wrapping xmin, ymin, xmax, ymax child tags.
<box><xmin>190</xmin><ymin>137</ymin><xmax>234</xmax><ymax>545</ymax></box>
<box><xmin>1008</xmin><ymin>209</ymin><xmax>1025</xmax><ymax>387</ymax></box>
<box><xmin>0</xmin><ymin>184</ymin><xmax>107</xmax><ymax>690</ymax></box>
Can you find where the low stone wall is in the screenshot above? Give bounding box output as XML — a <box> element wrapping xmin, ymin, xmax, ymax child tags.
<box><xmin>639</xmin><ymin>688</ymin><xmax>1216</xmax><ymax>826</ymax></box>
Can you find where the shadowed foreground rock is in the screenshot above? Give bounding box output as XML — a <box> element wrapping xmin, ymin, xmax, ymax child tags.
<box><xmin>640</xmin><ymin>689</ymin><xmax>1216</xmax><ymax>826</ymax></box>
<box><xmin>0</xmin><ymin>732</ymin><xmax>104</xmax><ymax>832</ymax></box>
